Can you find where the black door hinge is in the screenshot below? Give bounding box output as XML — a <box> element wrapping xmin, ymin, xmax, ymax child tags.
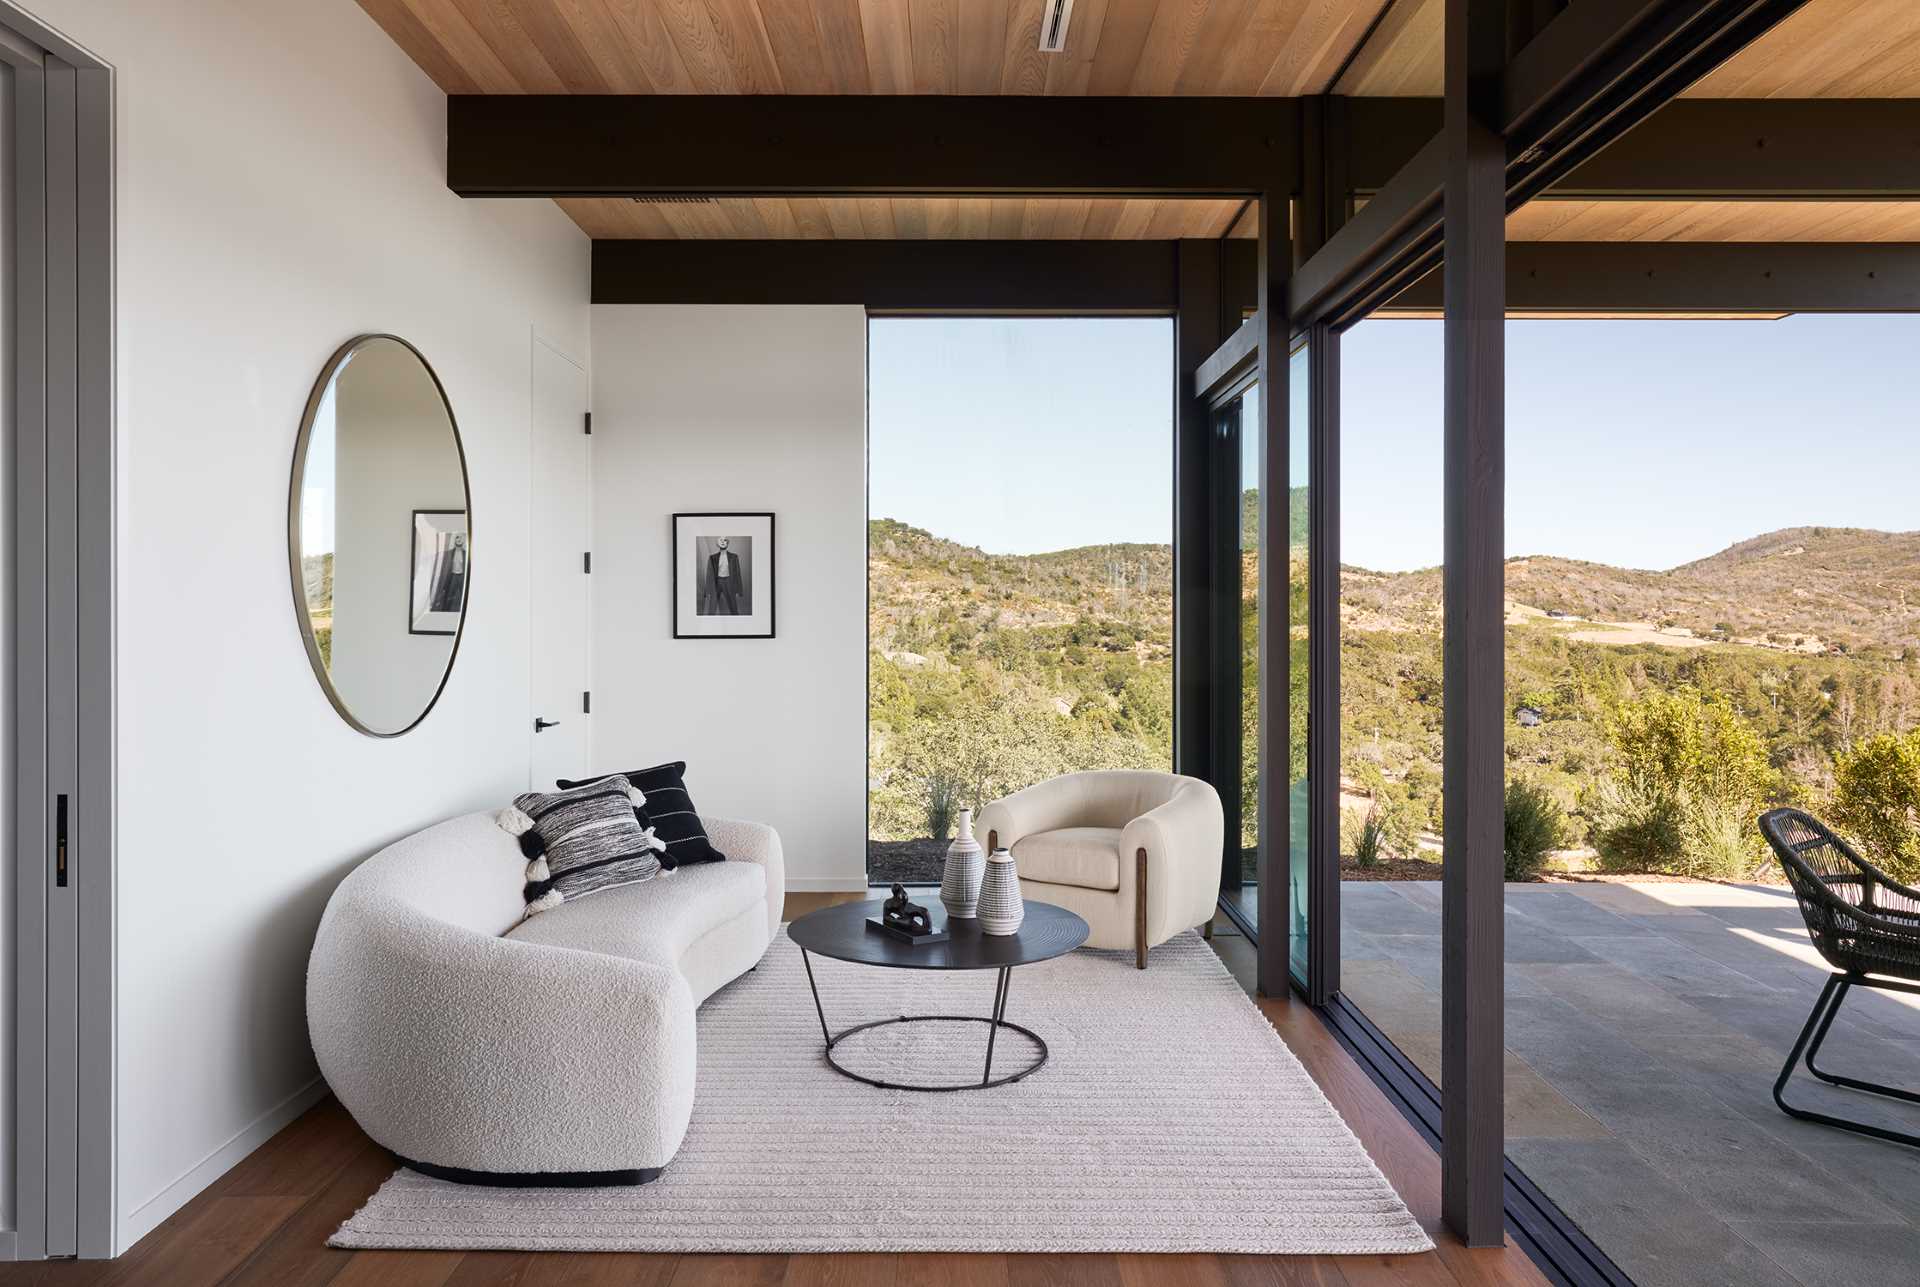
<box><xmin>583</xmin><ymin>551</ymin><xmax>592</xmax><ymax>574</ymax></box>
<box><xmin>584</xmin><ymin>412</ymin><xmax>593</xmax><ymax>435</ymax></box>
<box><xmin>583</xmin><ymin>690</ymin><xmax>592</xmax><ymax>714</ymax></box>
<box><xmin>56</xmin><ymin>794</ymin><xmax>68</xmax><ymax>888</ymax></box>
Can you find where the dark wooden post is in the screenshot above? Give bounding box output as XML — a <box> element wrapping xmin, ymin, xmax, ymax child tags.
<box><xmin>1442</xmin><ymin>0</ymin><xmax>1508</xmax><ymax>1249</ymax></box>
<box><xmin>1174</xmin><ymin>240</ymin><xmax>1226</xmax><ymax>874</ymax></box>
<box><xmin>1255</xmin><ymin>188</ymin><xmax>1290</xmax><ymax>999</ymax></box>
<box><xmin>1295</xmin><ymin>96</ymin><xmax>1346</xmax><ymax>1008</ymax></box>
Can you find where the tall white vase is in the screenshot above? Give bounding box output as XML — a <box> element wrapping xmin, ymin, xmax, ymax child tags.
<box><xmin>977</xmin><ymin>847</ymin><xmax>1025</xmax><ymax>936</ymax></box>
<box><xmin>940</xmin><ymin>808</ymin><xmax>985</xmax><ymax>919</ymax></box>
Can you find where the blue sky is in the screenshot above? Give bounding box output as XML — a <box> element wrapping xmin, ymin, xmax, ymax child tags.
<box><xmin>869</xmin><ymin>314</ymin><xmax>1920</xmax><ymax>569</ymax></box>
<box><xmin>868</xmin><ymin>317</ymin><xmax>1174</xmax><ymax>554</ymax></box>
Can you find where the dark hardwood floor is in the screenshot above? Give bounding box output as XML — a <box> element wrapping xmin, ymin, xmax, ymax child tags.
<box><xmin>0</xmin><ymin>895</ymin><xmax>1548</xmax><ymax>1287</ymax></box>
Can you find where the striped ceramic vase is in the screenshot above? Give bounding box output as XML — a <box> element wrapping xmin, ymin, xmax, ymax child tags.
<box><xmin>941</xmin><ymin>808</ymin><xmax>985</xmax><ymax>920</ymax></box>
<box><xmin>977</xmin><ymin>847</ymin><xmax>1025</xmax><ymax>936</ymax></box>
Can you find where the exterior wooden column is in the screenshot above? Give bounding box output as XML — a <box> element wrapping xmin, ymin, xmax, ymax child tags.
<box><xmin>1255</xmin><ymin>189</ymin><xmax>1290</xmax><ymax>999</ymax></box>
<box><xmin>1441</xmin><ymin>0</ymin><xmax>1508</xmax><ymax>1249</ymax></box>
<box><xmin>1174</xmin><ymin>240</ymin><xmax>1228</xmax><ymax>865</ymax></box>
<box><xmin>1295</xmin><ymin>96</ymin><xmax>1345</xmax><ymax>1008</ymax></box>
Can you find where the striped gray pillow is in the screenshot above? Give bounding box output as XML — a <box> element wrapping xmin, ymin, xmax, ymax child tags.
<box><xmin>498</xmin><ymin>775</ymin><xmax>664</xmax><ymax>914</ymax></box>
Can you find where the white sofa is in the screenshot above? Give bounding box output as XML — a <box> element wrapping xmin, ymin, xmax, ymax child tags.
<box><xmin>979</xmin><ymin>771</ymin><xmax>1223</xmax><ymax>969</ymax></box>
<box><xmin>306</xmin><ymin>808</ymin><xmax>783</xmax><ymax>1184</ymax></box>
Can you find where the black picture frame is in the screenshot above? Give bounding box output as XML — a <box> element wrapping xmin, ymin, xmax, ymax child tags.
<box><xmin>409</xmin><ymin>508</ymin><xmax>469</xmax><ymax>637</ymax></box>
<box><xmin>672</xmin><ymin>512</ymin><xmax>775</xmax><ymax>639</ymax></box>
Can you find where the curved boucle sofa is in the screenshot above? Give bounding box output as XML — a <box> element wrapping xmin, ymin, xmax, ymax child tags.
<box><xmin>307</xmin><ymin>808</ymin><xmax>784</xmax><ymax>1185</ymax></box>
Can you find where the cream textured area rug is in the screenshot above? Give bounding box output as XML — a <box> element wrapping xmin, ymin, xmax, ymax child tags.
<box><xmin>333</xmin><ymin>930</ymin><xmax>1431</xmax><ymax>1254</ymax></box>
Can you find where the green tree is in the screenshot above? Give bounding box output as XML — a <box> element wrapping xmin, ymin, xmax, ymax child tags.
<box><xmin>1503</xmin><ymin>778</ymin><xmax>1566</xmax><ymax>881</ymax></box>
<box><xmin>1589</xmin><ymin>687</ymin><xmax>1774</xmax><ymax>878</ymax></box>
<box><xmin>1832</xmin><ymin>730</ymin><xmax>1920</xmax><ymax>882</ymax></box>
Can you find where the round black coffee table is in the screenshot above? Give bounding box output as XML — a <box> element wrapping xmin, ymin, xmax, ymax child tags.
<box><xmin>787</xmin><ymin>898</ymin><xmax>1089</xmax><ymax>1091</ymax></box>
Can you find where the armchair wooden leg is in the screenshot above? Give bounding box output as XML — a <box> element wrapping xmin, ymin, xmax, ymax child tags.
<box><xmin>1202</xmin><ymin>919</ymin><xmax>1213</xmax><ymax>941</ymax></box>
<box><xmin>1136</xmin><ymin>847</ymin><xmax>1148</xmax><ymax>970</ymax></box>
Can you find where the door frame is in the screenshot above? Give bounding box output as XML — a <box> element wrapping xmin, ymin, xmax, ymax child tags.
<box><xmin>527</xmin><ymin>329</ymin><xmax>592</xmax><ymax>788</ymax></box>
<box><xmin>2</xmin><ymin>4</ymin><xmax>114</xmax><ymax>1261</ymax></box>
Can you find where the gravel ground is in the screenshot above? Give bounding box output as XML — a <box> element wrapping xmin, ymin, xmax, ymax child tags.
<box><xmin>867</xmin><ymin>839</ymin><xmax>948</xmax><ymax>884</ymax></box>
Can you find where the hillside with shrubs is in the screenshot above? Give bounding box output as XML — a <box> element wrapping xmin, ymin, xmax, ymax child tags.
<box><xmin>869</xmin><ymin>514</ymin><xmax>1920</xmax><ymax>884</ymax></box>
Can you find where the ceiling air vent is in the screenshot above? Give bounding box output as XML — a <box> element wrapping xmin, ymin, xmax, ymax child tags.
<box><xmin>1037</xmin><ymin>0</ymin><xmax>1075</xmax><ymax>52</ymax></box>
<box><xmin>630</xmin><ymin>196</ymin><xmax>716</xmax><ymax>205</ymax></box>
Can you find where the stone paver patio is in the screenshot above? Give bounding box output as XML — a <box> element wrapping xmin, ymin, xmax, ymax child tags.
<box><xmin>1339</xmin><ymin>878</ymin><xmax>1920</xmax><ymax>1287</ymax></box>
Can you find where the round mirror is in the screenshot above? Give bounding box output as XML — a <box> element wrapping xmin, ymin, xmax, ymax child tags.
<box><xmin>289</xmin><ymin>335</ymin><xmax>470</xmax><ymax>737</ymax></box>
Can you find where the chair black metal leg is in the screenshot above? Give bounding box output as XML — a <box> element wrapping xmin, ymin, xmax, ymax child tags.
<box><xmin>1776</xmin><ymin>973</ymin><xmax>1920</xmax><ymax>1149</ymax></box>
<box><xmin>1803</xmin><ymin>977</ymin><xmax>1920</xmax><ymax>1106</ymax></box>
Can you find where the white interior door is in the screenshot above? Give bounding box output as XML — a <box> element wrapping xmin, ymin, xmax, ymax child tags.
<box><xmin>529</xmin><ymin>335</ymin><xmax>591</xmax><ymax>787</ymax></box>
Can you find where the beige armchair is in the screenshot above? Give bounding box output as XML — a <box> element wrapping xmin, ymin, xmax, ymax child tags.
<box><xmin>978</xmin><ymin>771</ymin><xmax>1224</xmax><ymax>969</ymax></box>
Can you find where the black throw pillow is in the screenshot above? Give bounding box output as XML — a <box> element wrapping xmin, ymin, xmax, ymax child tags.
<box><xmin>557</xmin><ymin>762</ymin><xmax>726</xmax><ymax>869</ymax></box>
<box><xmin>498</xmin><ymin>775</ymin><xmax>663</xmax><ymax>914</ymax></box>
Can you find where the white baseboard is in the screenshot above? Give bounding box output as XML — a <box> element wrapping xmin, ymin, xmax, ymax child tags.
<box><xmin>117</xmin><ymin>1075</ymin><xmax>330</xmax><ymax>1254</ymax></box>
<box><xmin>784</xmin><ymin>875</ymin><xmax>874</xmax><ymax>892</ymax></box>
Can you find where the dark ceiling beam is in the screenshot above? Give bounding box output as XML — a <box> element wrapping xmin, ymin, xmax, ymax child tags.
<box><xmin>450</xmin><ymin>92</ymin><xmax>1913</xmax><ymax>203</ymax></box>
<box><xmin>1554</xmin><ymin>100</ymin><xmax>1920</xmax><ymax>198</ymax></box>
<box><xmin>592</xmin><ymin>239</ymin><xmax>1180</xmax><ymax>312</ymax></box>
<box><xmin>1346</xmin><ymin>99</ymin><xmax>1920</xmax><ymax>197</ymax></box>
<box><xmin>451</xmin><ymin>96</ymin><xmax>1300</xmax><ymax>197</ymax></box>
<box><xmin>1389</xmin><ymin>241</ymin><xmax>1920</xmax><ymax>313</ymax></box>
<box><xmin>1287</xmin><ymin>0</ymin><xmax>1815</xmax><ymax>328</ymax></box>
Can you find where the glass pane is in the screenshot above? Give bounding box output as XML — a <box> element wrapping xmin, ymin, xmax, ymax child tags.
<box><xmin>1495</xmin><ymin>313</ymin><xmax>1920</xmax><ymax>1287</ymax></box>
<box><xmin>1339</xmin><ymin>316</ymin><xmax>1445</xmax><ymax>1083</ymax></box>
<box><xmin>864</xmin><ymin>318</ymin><xmax>1174</xmax><ymax>883</ymax></box>
<box><xmin>1237</xmin><ymin>383</ymin><xmax>1261</xmax><ymax>931</ymax></box>
<box><xmin>1288</xmin><ymin>343</ymin><xmax>1311</xmax><ymax>981</ymax></box>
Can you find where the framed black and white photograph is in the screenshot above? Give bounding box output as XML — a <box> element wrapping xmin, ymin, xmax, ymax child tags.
<box><xmin>409</xmin><ymin>509</ymin><xmax>469</xmax><ymax>636</ymax></box>
<box><xmin>673</xmin><ymin>512</ymin><xmax>775</xmax><ymax>639</ymax></box>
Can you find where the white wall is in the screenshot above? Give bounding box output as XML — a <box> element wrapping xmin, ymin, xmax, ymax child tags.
<box><xmin>591</xmin><ymin>306</ymin><xmax>868</xmax><ymax>891</ymax></box>
<box><xmin>17</xmin><ymin>0</ymin><xmax>589</xmax><ymax>1251</ymax></box>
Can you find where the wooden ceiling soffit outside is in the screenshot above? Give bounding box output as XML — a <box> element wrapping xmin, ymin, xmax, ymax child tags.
<box><xmin>1338</xmin><ymin>0</ymin><xmax>1920</xmax><ymax>97</ymax></box>
<box><xmin>356</xmin><ymin>0</ymin><xmax>1388</xmax><ymax>97</ymax></box>
<box><xmin>1506</xmin><ymin>199</ymin><xmax>1920</xmax><ymax>243</ymax></box>
<box><xmin>562</xmin><ymin>196</ymin><xmax>1247</xmax><ymax>239</ymax></box>
<box><xmin>1319</xmin><ymin>195</ymin><xmax>1920</xmax><ymax>245</ymax></box>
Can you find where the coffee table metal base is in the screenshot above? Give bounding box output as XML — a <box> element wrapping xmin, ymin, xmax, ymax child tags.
<box><xmin>801</xmin><ymin>950</ymin><xmax>1047</xmax><ymax>1091</ymax></box>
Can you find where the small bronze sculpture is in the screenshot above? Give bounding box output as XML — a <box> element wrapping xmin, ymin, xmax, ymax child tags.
<box><xmin>882</xmin><ymin>882</ymin><xmax>935</xmax><ymax>936</ymax></box>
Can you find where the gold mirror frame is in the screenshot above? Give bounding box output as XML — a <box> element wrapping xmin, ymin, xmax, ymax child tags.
<box><xmin>286</xmin><ymin>334</ymin><xmax>472</xmax><ymax>738</ymax></box>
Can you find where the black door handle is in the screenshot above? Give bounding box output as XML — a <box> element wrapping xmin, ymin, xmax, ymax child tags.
<box><xmin>534</xmin><ymin>717</ymin><xmax>562</xmax><ymax>732</ymax></box>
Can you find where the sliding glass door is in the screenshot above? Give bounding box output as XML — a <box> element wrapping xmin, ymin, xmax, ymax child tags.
<box><xmin>1213</xmin><ymin>383</ymin><xmax>1259</xmax><ymax>934</ymax></box>
<box><xmin>1287</xmin><ymin>342</ymin><xmax>1311</xmax><ymax>985</ymax></box>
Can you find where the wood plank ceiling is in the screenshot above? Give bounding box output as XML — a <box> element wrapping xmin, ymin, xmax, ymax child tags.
<box><xmin>359</xmin><ymin>0</ymin><xmax>1387</xmax><ymax>96</ymax></box>
<box><xmin>558</xmin><ymin>195</ymin><xmax>1248</xmax><ymax>239</ymax></box>
<box><xmin>361</xmin><ymin>0</ymin><xmax>1920</xmax><ymax>242</ymax></box>
<box><xmin>1338</xmin><ymin>0</ymin><xmax>1920</xmax><ymax>96</ymax></box>
<box><xmin>1505</xmin><ymin>200</ymin><xmax>1920</xmax><ymax>243</ymax></box>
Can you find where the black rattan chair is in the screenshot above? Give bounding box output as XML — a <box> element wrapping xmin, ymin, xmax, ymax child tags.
<box><xmin>1759</xmin><ymin>807</ymin><xmax>1920</xmax><ymax>1148</ymax></box>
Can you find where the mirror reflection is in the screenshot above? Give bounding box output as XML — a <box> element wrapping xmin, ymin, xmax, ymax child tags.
<box><xmin>291</xmin><ymin>335</ymin><xmax>469</xmax><ymax>736</ymax></box>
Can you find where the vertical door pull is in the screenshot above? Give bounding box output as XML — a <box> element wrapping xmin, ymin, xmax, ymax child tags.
<box><xmin>56</xmin><ymin>794</ymin><xmax>69</xmax><ymax>887</ymax></box>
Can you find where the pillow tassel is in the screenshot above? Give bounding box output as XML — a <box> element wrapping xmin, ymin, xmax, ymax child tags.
<box><xmin>525</xmin><ymin>856</ymin><xmax>551</xmax><ymax>884</ymax></box>
<box><xmin>626</xmin><ymin>784</ymin><xmax>648</xmax><ymax>809</ymax></box>
<box><xmin>526</xmin><ymin>888</ymin><xmax>564</xmax><ymax>914</ymax></box>
<box><xmin>496</xmin><ymin>805</ymin><xmax>536</xmax><ymax>837</ymax></box>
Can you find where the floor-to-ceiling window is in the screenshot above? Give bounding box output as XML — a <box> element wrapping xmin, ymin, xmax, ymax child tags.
<box><xmin>1337</xmin><ymin>315</ymin><xmax>1446</xmax><ymax>1072</ymax></box>
<box><xmin>1229</xmin><ymin>382</ymin><xmax>1260</xmax><ymax>929</ymax></box>
<box><xmin>1333</xmin><ymin>310</ymin><xmax>1920</xmax><ymax>1287</ymax></box>
<box><xmin>866</xmin><ymin>317</ymin><xmax>1174</xmax><ymax>884</ymax></box>
<box><xmin>1287</xmin><ymin>343</ymin><xmax>1311</xmax><ymax>982</ymax></box>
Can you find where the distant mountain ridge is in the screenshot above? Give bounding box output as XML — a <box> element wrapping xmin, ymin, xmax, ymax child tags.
<box><xmin>1349</xmin><ymin>526</ymin><xmax>1920</xmax><ymax>654</ymax></box>
<box><xmin>872</xmin><ymin>517</ymin><xmax>1919</xmax><ymax>656</ymax></box>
